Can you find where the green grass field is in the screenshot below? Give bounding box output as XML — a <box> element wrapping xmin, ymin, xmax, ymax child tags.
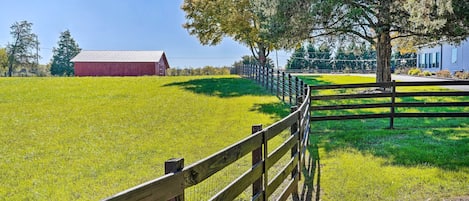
<box><xmin>298</xmin><ymin>75</ymin><xmax>469</xmax><ymax>200</ymax></box>
<box><xmin>0</xmin><ymin>75</ymin><xmax>288</xmax><ymax>200</ymax></box>
<box><xmin>1</xmin><ymin>74</ymin><xmax>467</xmax><ymax>200</ymax></box>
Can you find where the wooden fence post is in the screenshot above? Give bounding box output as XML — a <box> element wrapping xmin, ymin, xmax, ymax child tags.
<box><xmin>276</xmin><ymin>70</ymin><xmax>280</xmax><ymax>98</ymax></box>
<box><xmin>282</xmin><ymin>72</ymin><xmax>286</xmax><ymax>102</ymax></box>
<box><xmin>165</xmin><ymin>158</ymin><xmax>185</xmax><ymax>201</ymax></box>
<box><xmin>295</xmin><ymin>77</ymin><xmax>299</xmax><ymax>105</ymax></box>
<box><xmin>251</xmin><ymin>124</ymin><xmax>263</xmax><ymax>199</ymax></box>
<box><xmin>390</xmin><ymin>80</ymin><xmax>396</xmax><ymax>129</ymax></box>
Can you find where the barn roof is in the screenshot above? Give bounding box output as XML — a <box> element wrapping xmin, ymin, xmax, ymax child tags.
<box><xmin>71</xmin><ymin>51</ymin><xmax>165</xmax><ymax>62</ymax></box>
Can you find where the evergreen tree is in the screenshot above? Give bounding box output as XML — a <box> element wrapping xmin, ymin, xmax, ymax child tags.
<box><xmin>306</xmin><ymin>43</ymin><xmax>317</xmax><ymax>70</ymax></box>
<box><xmin>334</xmin><ymin>47</ymin><xmax>347</xmax><ymax>71</ymax></box>
<box><xmin>316</xmin><ymin>43</ymin><xmax>332</xmax><ymax>70</ymax></box>
<box><xmin>287</xmin><ymin>46</ymin><xmax>308</xmax><ymax>69</ymax></box>
<box><xmin>50</xmin><ymin>30</ymin><xmax>81</xmax><ymax>76</ymax></box>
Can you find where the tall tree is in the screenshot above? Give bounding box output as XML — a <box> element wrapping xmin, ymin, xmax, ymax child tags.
<box><xmin>6</xmin><ymin>21</ymin><xmax>39</xmax><ymax>77</ymax></box>
<box><xmin>182</xmin><ymin>0</ymin><xmax>306</xmax><ymax>67</ymax></box>
<box><xmin>50</xmin><ymin>30</ymin><xmax>81</xmax><ymax>76</ymax></box>
<box><xmin>285</xmin><ymin>0</ymin><xmax>469</xmax><ymax>83</ymax></box>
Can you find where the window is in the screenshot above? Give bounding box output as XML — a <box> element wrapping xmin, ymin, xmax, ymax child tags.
<box><xmin>435</xmin><ymin>52</ymin><xmax>440</xmax><ymax>68</ymax></box>
<box><xmin>429</xmin><ymin>53</ymin><xmax>433</xmax><ymax>68</ymax></box>
<box><xmin>452</xmin><ymin>48</ymin><xmax>457</xmax><ymax>63</ymax></box>
<box><xmin>420</xmin><ymin>53</ymin><xmax>425</xmax><ymax>68</ymax></box>
<box><xmin>432</xmin><ymin>53</ymin><xmax>437</xmax><ymax>68</ymax></box>
<box><xmin>425</xmin><ymin>53</ymin><xmax>430</xmax><ymax>68</ymax></box>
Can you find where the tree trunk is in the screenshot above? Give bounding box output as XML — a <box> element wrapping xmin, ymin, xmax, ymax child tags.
<box><xmin>258</xmin><ymin>45</ymin><xmax>267</xmax><ymax>67</ymax></box>
<box><xmin>7</xmin><ymin>55</ymin><xmax>14</xmax><ymax>77</ymax></box>
<box><xmin>375</xmin><ymin>0</ymin><xmax>392</xmax><ymax>83</ymax></box>
<box><xmin>376</xmin><ymin>32</ymin><xmax>392</xmax><ymax>83</ymax></box>
<box><xmin>249</xmin><ymin>42</ymin><xmax>268</xmax><ymax>68</ymax></box>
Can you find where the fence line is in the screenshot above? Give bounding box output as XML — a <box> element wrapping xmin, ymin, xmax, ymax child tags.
<box><xmin>241</xmin><ymin>64</ymin><xmax>306</xmax><ymax>106</ymax></box>
<box><xmin>103</xmin><ymin>65</ymin><xmax>311</xmax><ymax>201</ymax></box>
<box><xmin>309</xmin><ymin>80</ymin><xmax>469</xmax><ymax>128</ymax></box>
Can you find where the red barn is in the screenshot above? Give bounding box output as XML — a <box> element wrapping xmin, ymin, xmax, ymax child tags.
<box><xmin>71</xmin><ymin>51</ymin><xmax>170</xmax><ymax>76</ymax></box>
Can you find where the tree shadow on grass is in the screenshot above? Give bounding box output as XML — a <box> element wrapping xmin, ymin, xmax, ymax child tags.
<box><xmin>163</xmin><ymin>77</ymin><xmax>270</xmax><ymax>98</ymax></box>
<box><xmin>164</xmin><ymin>77</ymin><xmax>292</xmax><ymax>119</ymax></box>
<box><xmin>250</xmin><ymin>102</ymin><xmax>291</xmax><ymax>119</ymax></box>
<box><xmin>313</xmin><ymin>118</ymin><xmax>469</xmax><ymax>171</ymax></box>
<box><xmin>310</xmin><ymin>88</ymin><xmax>469</xmax><ymax>170</ymax></box>
<box><xmin>303</xmin><ymin>75</ymin><xmax>469</xmax><ymax>170</ymax></box>
<box><xmin>300</xmin><ymin>134</ymin><xmax>321</xmax><ymax>201</ymax></box>
<box><xmin>296</xmin><ymin>76</ymin><xmax>334</xmax><ymax>96</ymax></box>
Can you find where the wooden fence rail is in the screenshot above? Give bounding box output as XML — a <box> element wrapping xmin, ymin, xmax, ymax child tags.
<box><xmin>241</xmin><ymin>64</ymin><xmax>305</xmax><ymax>106</ymax></box>
<box><xmin>310</xmin><ymin>80</ymin><xmax>469</xmax><ymax>128</ymax></box>
<box><xmin>103</xmin><ymin>65</ymin><xmax>311</xmax><ymax>201</ymax></box>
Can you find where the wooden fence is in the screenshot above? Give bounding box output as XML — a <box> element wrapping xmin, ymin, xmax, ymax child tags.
<box><xmin>103</xmin><ymin>66</ymin><xmax>311</xmax><ymax>201</ymax></box>
<box><xmin>241</xmin><ymin>64</ymin><xmax>307</xmax><ymax>106</ymax></box>
<box><xmin>310</xmin><ymin>80</ymin><xmax>469</xmax><ymax>128</ymax></box>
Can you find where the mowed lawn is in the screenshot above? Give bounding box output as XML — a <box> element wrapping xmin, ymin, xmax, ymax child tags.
<box><xmin>0</xmin><ymin>75</ymin><xmax>288</xmax><ymax>200</ymax></box>
<box><xmin>299</xmin><ymin>75</ymin><xmax>469</xmax><ymax>200</ymax></box>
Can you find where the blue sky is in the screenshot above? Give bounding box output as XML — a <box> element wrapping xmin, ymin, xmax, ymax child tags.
<box><xmin>0</xmin><ymin>0</ymin><xmax>291</xmax><ymax>68</ymax></box>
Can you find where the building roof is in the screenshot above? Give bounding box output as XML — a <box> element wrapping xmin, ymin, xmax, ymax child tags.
<box><xmin>71</xmin><ymin>50</ymin><xmax>165</xmax><ymax>62</ymax></box>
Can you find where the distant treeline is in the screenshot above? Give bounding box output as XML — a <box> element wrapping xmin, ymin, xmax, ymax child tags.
<box><xmin>166</xmin><ymin>66</ymin><xmax>232</xmax><ymax>76</ymax></box>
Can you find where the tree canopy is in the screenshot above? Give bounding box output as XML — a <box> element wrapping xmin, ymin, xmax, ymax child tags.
<box><xmin>50</xmin><ymin>30</ymin><xmax>81</xmax><ymax>76</ymax></box>
<box><xmin>282</xmin><ymin>0</ymin><xmax>469</xmax><ymax>82</ymax></box>
<box><xmin>6</xmin><ymin>21</ymin><xmax>39</xmax><ymax>77</ymax></box>
<box><xmin>182</xmin><ymin>0</ymin><xmax>307</xmax><ymax>67</ymax></box>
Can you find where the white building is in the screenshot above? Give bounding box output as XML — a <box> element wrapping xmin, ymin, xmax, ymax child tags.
<box><xmin>416</xmin><ymin>39</ymin><xmax>469</xmax><ymax>73</ymax></box>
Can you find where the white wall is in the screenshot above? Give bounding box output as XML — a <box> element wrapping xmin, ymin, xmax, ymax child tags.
<box><xmin>417</xmin><ymin>39</ymin><xmax>469</xmax><ymax>73</ymax></box>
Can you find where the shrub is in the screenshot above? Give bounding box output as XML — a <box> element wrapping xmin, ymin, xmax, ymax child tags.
<box><xmin>166</xmin><ymin>66</ymin><xmax>232</xmax><ymax>76</ymax></box>
<box><xmin>436</xmin><ymin>70</ymin><xmax>451</xmax><ymax>78</ymax></box>
<box><xmin>423</xmin><ymin>71</ymin><xmax>432</xmax><ymax>76</ymax></box>
<box><xmin>454</xmin><ymin>71</ymin><xmax>469</xmax><ymax>79</ymax></box>
<box><xmin>408</xmin><ymin>68</ymin><xmax>421</xmax><ymax>76</ymax></box>
<box><xmin>395</xmin><ymin>67</ymin><xmax>410</xmax><ymax>75</ymax></box>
